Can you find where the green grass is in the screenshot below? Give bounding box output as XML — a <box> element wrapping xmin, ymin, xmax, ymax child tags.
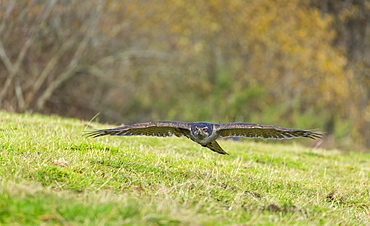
<box><xmin>0</xmin><ymin>111</ymin><xmax>369</xmax><ymax>225</ymax></box>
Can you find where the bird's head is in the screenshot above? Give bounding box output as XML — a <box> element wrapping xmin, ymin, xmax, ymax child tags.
<box><xmin>193</xmin><ymin>126</ymin><xmax>210</xmax><ymax>137</ymax></box>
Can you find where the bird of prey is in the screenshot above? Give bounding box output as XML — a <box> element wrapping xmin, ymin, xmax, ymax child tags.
<box><xmin>86</xmin><ymin>121</ymin><xmax>322</xmax><ymax>155</ymax></box>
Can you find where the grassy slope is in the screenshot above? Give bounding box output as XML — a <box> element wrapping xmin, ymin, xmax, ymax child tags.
<box><xmin>0</xmin><ymin>111</ymin><xmax>369</xmax><ymax>225</ymax></box>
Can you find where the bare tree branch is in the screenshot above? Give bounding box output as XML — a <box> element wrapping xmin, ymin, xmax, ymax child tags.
<box><xmin>25</xmin><ymin>36</ymin><xmax>77</xmax><ymax>107</ymax></box>
<box><xmin>0</xmin><ymin>0</ymin><xmax>16</xmax><ymax>34</ymax></box>
<box><xmin>0</xmin><ymin>37</ymin><xmax>33</xmax><ymax>109</ymax></box>
<box><xmin>36</xmin><ymin>1</ymin><xmax>105</xmax><ymax>110</ymax></box>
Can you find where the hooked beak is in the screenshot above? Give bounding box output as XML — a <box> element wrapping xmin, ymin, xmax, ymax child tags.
<box><xmin>195</xmin><ymin>129</ymin><xmax>205</xmax><ymax>136</ymax></box>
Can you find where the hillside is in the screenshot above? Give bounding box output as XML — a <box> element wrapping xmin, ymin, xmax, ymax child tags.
<box><xmin>0</xmin><ymin>111</ymin><xmax>369</xmax><ymax>225</ymax></box>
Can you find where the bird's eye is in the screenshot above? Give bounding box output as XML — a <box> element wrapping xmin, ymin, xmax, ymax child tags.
<box><xmin>202</xmin><ymin>128</ymin><xmax>207</xmax><ymax>132</ymax></box>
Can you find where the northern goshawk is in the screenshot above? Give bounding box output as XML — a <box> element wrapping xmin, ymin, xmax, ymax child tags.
<box><xmin>86</xmin><ymin>121</ymin><xmax>322</xmax><ymax>155</ymax></box>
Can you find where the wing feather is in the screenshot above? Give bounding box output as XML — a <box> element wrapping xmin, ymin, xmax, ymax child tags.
<box><xmin>85</xmin><ymin>121</ymin><xmax>191</xmax><ymax>138</ymax></box>
<box><xmin>215</xmin><ymin>123</ymin><xmax>322</xmax><ymax>140</ymax></box>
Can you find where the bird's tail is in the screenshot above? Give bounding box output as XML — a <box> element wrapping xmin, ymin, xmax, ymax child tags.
<box><xmin>204</xmin><ymin>141</ymin><xmax>229</xmax><ymax>155</ymax></box>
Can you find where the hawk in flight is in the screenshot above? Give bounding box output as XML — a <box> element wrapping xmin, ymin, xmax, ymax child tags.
<box><xmin>86</xmin><ymin>121</ymin><xmax>322</xmax><ymax>155</ymax></box>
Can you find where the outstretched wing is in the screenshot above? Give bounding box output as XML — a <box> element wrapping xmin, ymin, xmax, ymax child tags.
<box><xmin>204</xmin><ymin>141</ymin><xmax>229</xmax><ymax>155</ymax></box>
<box><xmin>215</xmin><ymin>123</ymin><xmax>322</xmax><ymax>140</ymax></box>
<box><xmin>85</xmin><ymin>121</ymin><xmax>191</xmax><ymax>138</ymax></box>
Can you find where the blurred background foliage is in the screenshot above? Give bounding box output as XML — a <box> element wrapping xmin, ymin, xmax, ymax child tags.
<box><xmin>0</xmin><ymin>0</ymin><xmax>369</xmax><ymax>150</ymax></box>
